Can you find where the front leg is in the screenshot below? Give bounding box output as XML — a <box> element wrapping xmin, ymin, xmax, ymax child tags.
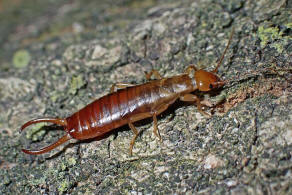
<box><xmin>180</xmin><ymin>94</ymin><xmax>211</xmax><ymax>117</ymax></box>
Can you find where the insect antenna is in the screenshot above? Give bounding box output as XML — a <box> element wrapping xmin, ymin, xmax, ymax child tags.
<box><xmin>212</xmin><ymin>27</ymin><xmax>235</xmax><ymax>73</ymax></box>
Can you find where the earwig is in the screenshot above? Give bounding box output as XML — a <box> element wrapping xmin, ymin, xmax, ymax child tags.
<box><xmin>20</xmin><ymin>28</ymin><xmax>234</xmax><ymax>155</ymax></box>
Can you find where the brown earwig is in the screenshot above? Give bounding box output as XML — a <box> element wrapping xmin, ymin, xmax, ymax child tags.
<box><xmin>20</xmin><ymin>28</ymin><xmax>234</xmax><ymax>155</ymax></box>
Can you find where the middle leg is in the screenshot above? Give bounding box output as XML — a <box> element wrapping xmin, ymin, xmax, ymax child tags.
<box><xmin>152</xmin><ymin>114</ymin><xmax>161</xmax><ymax>141</ymax></box>
<box><xmin>151</xmin><ymin>101</ymin><xmax>176</xmax><ymax>141</ymax></box>
<box><xmin>128</xmin><ymin>122</ymin><xmax>140</xmax><ymax>156</ymax></box>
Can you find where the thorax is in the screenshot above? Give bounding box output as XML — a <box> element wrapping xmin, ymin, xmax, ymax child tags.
<box><xmin>158</xmin><ymin>74</ymin><xmax>195</xmax><ymax>95</ymax></box>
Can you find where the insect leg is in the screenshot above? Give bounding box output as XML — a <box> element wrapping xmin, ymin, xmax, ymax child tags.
<box><xmin>128</xmin><ymin>122</ymin><xmax>140</xmax><ymax>155</ymax></box>
<box><xmin>180</xmin><ymin>94</ymin><xmax>211</xmax><ymax>117</ymax></box>
<box><xmin>151</xmin><ymin>102</ymin><xmax>176</xmax><ymax>141</ymax></box>
<box><xmin>145</xmin><ymin>70</ymin><xmax>163</xmax><ymax>80</ymax></box>
<box><xmin>110</xmin><ymin>83</ymin><xmax>134</xmax><ymax>93</ymax></box>
<box><xmin>152</xmin><ymin>114</ymin><xmax>161</xmax><ymax>141</ymax></box>
<box><xmin>185</xmin><ymin>65</ymin><xmax>198</xmax><ymax>74</ymax></box>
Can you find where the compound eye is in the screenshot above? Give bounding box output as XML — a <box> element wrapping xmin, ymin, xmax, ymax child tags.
<box><xmin>209</xmin><ymin>84</ymin><xmax>213</xmax><ymax>89</ymax></box>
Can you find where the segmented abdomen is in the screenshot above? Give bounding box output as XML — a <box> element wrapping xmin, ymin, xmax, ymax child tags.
<box><xmin>66</xmin><ymin>75</ymin><xmax>193</xmax><ymax>140</ymax></box>
<box><xmin>66</xmin><ymin>82</ymin><xmax>156</xmax><ymax>139</ymax></box>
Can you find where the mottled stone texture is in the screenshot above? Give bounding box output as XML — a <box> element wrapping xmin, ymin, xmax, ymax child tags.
<box><xmin>0</xmin><ymin>0</ymin><xmax>291</xmax><ymax>194</ymax></box>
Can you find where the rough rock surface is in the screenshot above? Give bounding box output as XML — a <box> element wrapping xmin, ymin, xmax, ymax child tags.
<box><xmin>0</xmin><ymin>0</ymin><xmax>291</xmax><ymax>194</ymax></box>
